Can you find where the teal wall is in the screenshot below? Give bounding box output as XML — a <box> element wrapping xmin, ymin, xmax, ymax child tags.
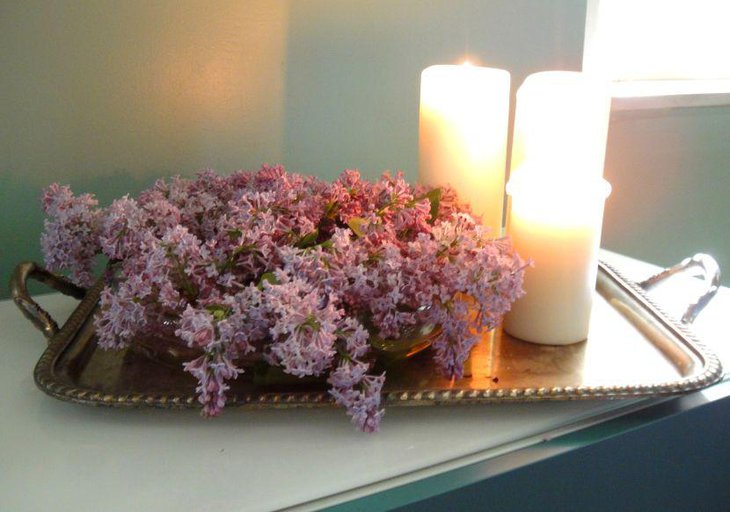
<box><xmin>602</xmin><ymin>106</ymin><xmax>730</xmax><ymax>278</ymax></box>
<box><xmin>281</xmin><ymin>0</ymin><xmax>585</xmax><ymax>179</ymax></box>
<box><xmin>1</xmin><ymin>0</ymin><xmax>290</xmax><ymax>297</ymax></box>
<box><xmin>2</xmin><ymin>0</ymin><xmax>728</xmax><ymax>300</ymax></box>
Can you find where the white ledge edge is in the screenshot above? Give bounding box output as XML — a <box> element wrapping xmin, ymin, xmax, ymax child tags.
<box><xmin>610</xmin><ymin>79</ymin><xmax>730</xmax><ymax>111</ymax></box>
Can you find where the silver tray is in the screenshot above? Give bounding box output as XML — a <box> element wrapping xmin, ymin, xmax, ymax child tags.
<box><xmin>10</xmin><ymin>256</ymin><xmax>724</xmax><ymax>410</ymax></box>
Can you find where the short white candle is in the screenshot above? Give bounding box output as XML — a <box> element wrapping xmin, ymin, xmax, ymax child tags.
<box><xmin>510</xmin><ymin>71</ymin><xmax>611</xmax><ymax>179</ymax></box>
<box><xmin>502</xmin><ymin>171</ymin><xmax>611</xmax><ymax>345</ymax></box>
<box><xmin>418</xmin><ymin>63</ymin><xmax>511</xmax><ymax>234</ymax></box>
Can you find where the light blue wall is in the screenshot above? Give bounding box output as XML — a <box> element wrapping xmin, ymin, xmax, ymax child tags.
<box><xmin>603</xmin><ymin>106</ymin><xmax>730</xmax><ymax>278</ymax></box>
<box><xmin>2</xmin><ymin>0</ymin><xmax>728</xmax><ymax>300</ymax></box>
<box><xmin>1</xmin><ymin>0</ymin><xmax>290</xmax><ymax>297</ymax></box>
<box><xmin>281</xmin><ymin>0</ymin><xmax>585</xmax><ymax>180</ymax></box>
<box><xmin>0</xmin><ymin>0</ymin><xmax>586</xmax><ymax>297</ymax></box>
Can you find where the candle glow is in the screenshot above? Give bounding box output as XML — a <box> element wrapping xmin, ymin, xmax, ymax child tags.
<box><xmin>503</xmin><ymin>171</ymin><xmax>611</xmax><ymax>345</ymax></box>
<box><xmin>510</xmin><ymin>71</ymin><xmax>611</xmax><ymax>179</ymax></box>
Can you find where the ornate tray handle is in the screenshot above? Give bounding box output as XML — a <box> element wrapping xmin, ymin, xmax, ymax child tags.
<box><xmin>639</xmin><ymin>253</ymin><xmax>721</xmax><ymax>324</ymax></box>
<box><xmin>10</xmin><ymin>261</ymin><xmax>87</xmax><ymax>341</ymax></box>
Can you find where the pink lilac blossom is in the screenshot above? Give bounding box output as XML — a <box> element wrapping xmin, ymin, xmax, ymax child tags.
<box><xmin>40</xmin><ymin>166</ymin><xmax>526</xmax><ymax>431</ymax></box>
<box><xmin>328</xmin><ymin>361</ymin><xmax>385</xmax><ymax>433</ymax></box>
<box><xmin>326</xmin><ymin>316</ymin><xmax>384</xmax><ymax>431</ymax></box>
<box><xmin>40</xmin><ymin>183</ymin><xmax>100</xmax><ymax>286</ymax></box>
<box><xmin>263</xmin><ymin>269</ymin><xmax>343</xmax><ymax>378</ymax></box>
<box><xmin>95</xmin><ymin>281</ymin><xmax>147</xmax><ymax>349</ymax></box>
<box><xmin>98</xmin><ymin>196</ymin><xmax>162</xmax><ymax>261</ymax></box>
<box><xmin>184</xmin><ymin>349</ymin><xmax>241</xmax><ymax>417</ymax></box>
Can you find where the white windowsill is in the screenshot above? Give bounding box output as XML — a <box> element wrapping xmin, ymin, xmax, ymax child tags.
<box><xmin>610</xmin><ymin>79</ymin><xmax>730</xmax><ymax>111</ymax></box>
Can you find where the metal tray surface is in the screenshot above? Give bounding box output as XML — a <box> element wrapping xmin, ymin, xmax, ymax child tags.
<box><xmin>28</xmin><ymin>262</ymin><xmax>724</xmax><ymax>409</ymax></box>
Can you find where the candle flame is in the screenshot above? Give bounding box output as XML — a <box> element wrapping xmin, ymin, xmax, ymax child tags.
<box><xmin>459</xmin><ymin>55</ymin><xmax>484</xmax><ymax>67</ymax></box>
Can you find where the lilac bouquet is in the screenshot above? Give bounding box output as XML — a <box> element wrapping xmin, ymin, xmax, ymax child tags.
<box><xmin>40</xmin><ymin>166</ymin><xmax>526</xmax><ymax>432</ymax></box>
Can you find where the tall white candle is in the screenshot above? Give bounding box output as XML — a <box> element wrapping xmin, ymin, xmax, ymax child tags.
<box><xmin>418</xmin><ymin>63</ymin><xmax>510</xmax><ymax>234</ymax></box>
<box><xmin>502</xmin><ymin>71</ymin><xmax>612</xmax><ymax>345</ymax></box>
<box><xmin>503</xmin><ymin>171</ymin><xmax>611</xmax><ymax>345</ymax></box>
<box><xmin>510</xmin><ymin>71</ymin><xmax>611</xmax><ymax>179</ymax></box>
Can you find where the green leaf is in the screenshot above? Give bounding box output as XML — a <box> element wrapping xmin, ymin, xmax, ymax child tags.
<box><xmin>425</xmin><ymin>188</ymin><xmax>442</xmax><ymax>223</ymax></box>
<box><xmin>297</xmin><ymin>314</ymin><xmax>321</xmax><ymax>332</ymax></box>
<box><xmin>227</xmin><ymin>228</ymin><xmax>243</xmax><ymax>239</ymax></box>
<box><xmin>347</xmin><ymin>217</ymin><xmax>367</xmax><ymax>238</ymax></box>
<box><xmin>295</xmin><ymin>230</ymin><xmax>319</xmax><ymax>249</ymax></box>
<box><xmin>205</xmin><ymin>304</ymin><xmax>231</xmax><ymax>321</ymax></box>
<box><xmin>324</xmin><ymin>200</ymin><xmax>339</xmax><ymax>218</ymax></box>
<box><xmin>257</xmin><ymin>272</ymin><xmax>278</xmax><ymax>289</ymax></box>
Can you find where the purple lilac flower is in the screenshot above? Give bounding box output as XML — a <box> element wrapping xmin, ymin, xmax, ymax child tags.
<box><xmin>328</xmin><ymin>362</ymin><xmax>385</xmax><ymax>433</ymax></box>
<box><xmin>327</xmin><ymin>317</ymin><xmax>385</xmax><ymax>432</ymax></box>
<box><xmin>40</xmin><ymin>166</ymin><xmax>526</xmax><ymax>432</ymax></box>
<box><xmin>176</xmin><ymin>305</ymin><xmax>216</xmax><ymax>348</ymax></box>
<box><xmin>98</xmin><ymin>196</ymin><xmax>146</xmax><ymax>260</ymax></box>
<box><xmin>263</xmin><ymin>270</ymin><xmax>343</xmax><ymax>378</ymax></box>
<box><xmin>183</xmin><ymin>349</ymin><xmax>241</xmax><ymax>417</ymax></box>
<box><xmin>217</xmin><ymin>287</ymin><xmax>266</xmax><ymax>355</ymax></box>
<box><xmin>40</xmin><ymin>184</ymin><xmax>101</xmax><ymax>286</ymax></box>
<box><xmin>94</xmin><ymin>283</ymin><xmax>147</xmax><ymax>349</ymax></box>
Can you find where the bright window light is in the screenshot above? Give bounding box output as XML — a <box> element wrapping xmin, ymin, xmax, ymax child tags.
<box><xmin>584</xmin><ymin>0</ymin><xmax>730</xmax><ymax>80</ymax></box>
<box><xmin>583</xmin><ymin>0</ymin><xmax>730</xmax><ymax>106</ymax></box>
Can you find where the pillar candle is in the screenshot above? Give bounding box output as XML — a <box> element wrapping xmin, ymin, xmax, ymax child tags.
<box><xmin>503</xmin><ymin>71</ymin><xmax>612</xmax><ymax>345</ymax></box>
<box><xmin>510</xmin><ymin>71</ymin><xmax>611</xmax><ymax>179</ymax></box>
<box><xmin>418</xmin><ymin>63</ymin><xmax>510</xmax><ymax>234</ymax></box>
<box><xmin>502</xmin><ymin>171</ymin><xmax>611</xmax><ymax>345</ymax></box>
